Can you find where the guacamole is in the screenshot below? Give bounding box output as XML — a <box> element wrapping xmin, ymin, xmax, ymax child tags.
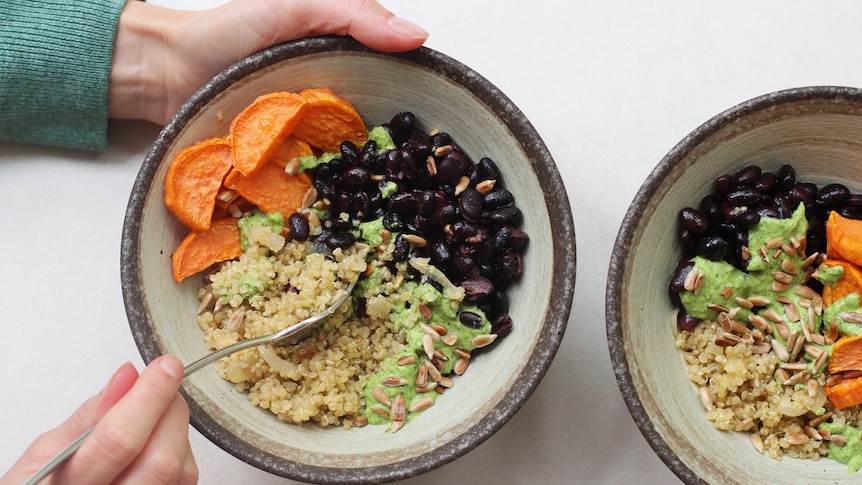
<box><xmin>818</xmin><ymin>422</ymin><xmax>862</xmax><ymax>473</ymax></box>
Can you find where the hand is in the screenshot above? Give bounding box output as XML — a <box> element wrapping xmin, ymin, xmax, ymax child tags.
<box><xmin>109</xmin><ymin>0</ymin><xmax>428</xmax><ymax>125</ymax></box>
<box><xmin>1</xmin><ymin>356</ymin><xmax>197</xmax><ymax>485</ymax></box>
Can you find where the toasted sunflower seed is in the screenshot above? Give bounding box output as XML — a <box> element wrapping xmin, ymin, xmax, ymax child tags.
<box><xmin>476</xmin><ymin>179</ymin><xmax>496</xmax><ymax>194</ymax></box>
<box><xmin>785</xmin><ymin>433</ymin><xmax>810</xmax><ymax>446</ymax></box>
<box><xmin>454</xmin><ymin>176</ymin><xmax>471</xmax><ymax>196</ymax></box>
<box><xmin>809</xmin><ymin>411</ymin><xmax>833</xmax><ymax>428</ymax></box>
<box><xmin>780</xmin><ymin>259</ymin><xmax>798</xmax><ymax>275</ymax></box>
<box><xmin>420</xmin><ymin>322</ymin><xmax>441</xmax><ymax>342</ymax></box>
<box><xmin>832</xmin><ymin>434</ymin><xmax>848</xmax><ymax>447</ymax></box>
<box><xmin>735</xmin><ymin>297</ymin><xmax>754</xmax><ymax>309</ymax></box>
<box><xmin>227</xmin><ymin>307</ymin><xmax>245</xmax><ymax>332</ymax></box>
<box><xmin>443</xmin><ymin>332</ymin><xmax>459</xmax><ymax>346</ymax></box>
<box><xmin>397</xmin><ymin>355</ymin><xmax>417</xmax><ymax>366</ymax></box>
<box><xmin>751</xmin><ymin>433</ymin><xmax>765</xmax><ymax>454</ymax></box>
<box><xmin>403</xmin><ymin>234</ymin><xmax>428</xmax><ymax>247</ymax></box>
<box><xmin>771</xmin><ymin>339</ymin><xmax>791</xmax><ymax>362</ymax></box>
<box><xmin>425</xmin><ymin>156</ymin><xmax>438</xmax><ymax>176</ymax></box>
<box><xmin>422</xmin><ymin>334</ymin><xmax>436</xmax><ymax>359</ymax></box>
<box><xmin>807</xmin><ymin>379</ymin><xmax>820</xmax><ymax>399</ymax></box>
<box><xmin>382</xmin><ymin>376</ymin><xmax>409</xmax><ymax>387</ymax></box>
<box><xmin>370</xmin><ymin>406</ymin><xmax>390</xmax><ymax>419</ymax></box>
<box><xmin>454</xmin><ymin>357</ymin><xmax>469</xmax><ymax>375</ymax></box>
<box><xmin>409</xmin><ymin>397</ymin><xmax>435</xmax><ymax>413</ymax></box>
<box><xmin>765</xmin><ymin>236</ymin><xmax>785</xmax><ymax>249</ymax></box>
<box><xmin>373</xmin><ymin>387</ymin><xmax>391</xmax><ymax>406</ymax></box>
<box><xmin>747</xmin><ymin>295</ymin><xmax>771</xmax><ymax>307</ymax></box>
<box><xmin>683</xmin><ymin>267</ymin><xmax>699</xmax><ymax>291</ymax></box>
<box><xmin>415</xmin><ymin>364</ymin><xmax>428</xmax><ymax>388</ymax></box>
<box><xmin>391</xmin><ymin>394</ymin><xmax>406</xmax><ymax>421</ymax></box>
<box><xmin>699</xmin><ymin>387</ymin><xmax>713</xmax><ymax>411</ymax></box>
<box><xmin>472</xmin><ymin>334</ymin><xmax>498</xmax><ymax>348</ymax></box>
<box><xmin>453</xmin><ymin>347</ymin><xmax>472</xmax><ymax>359</ymax></box>
<box><xmin>840</xmin><ymin>312</ymin><xmax>862</xmax><ymax>323</ymax></box>
<box><xmin>390</xmin><ymin>419</ymin><xmax>405</xmax><ymax>434</ymax></box>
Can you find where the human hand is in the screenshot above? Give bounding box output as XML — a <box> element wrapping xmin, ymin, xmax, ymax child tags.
<box><xmin>1</xmin><ymin>356</ymin><xmax>196</xmax><ymax>485</ymax></box>
<box><xmin>109</xmin><ymin>0</ymin><xmax>428</xmax><ymax>125</ymax></box>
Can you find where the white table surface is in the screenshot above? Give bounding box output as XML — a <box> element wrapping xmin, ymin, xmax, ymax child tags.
<box><xmin>4</xmin><ymin>1</ymin><xmax>862</xmax><ymax>484</ymax></box>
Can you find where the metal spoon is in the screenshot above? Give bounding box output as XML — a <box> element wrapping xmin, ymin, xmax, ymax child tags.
<box><xmin>24</xmin><ymin>280</ymin><xmax>355</xmax><ymax>485</ymax></box>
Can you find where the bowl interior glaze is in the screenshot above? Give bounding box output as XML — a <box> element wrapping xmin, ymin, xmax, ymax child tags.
<box><xmin>122</xmin><ymin>37</ymin><xmax>575</xmax><ymax>484</ymax></box>
<box><xmin>608</xmin><ymin>86</ymin><xmax>862</xmax><ymax>485</ymax></box>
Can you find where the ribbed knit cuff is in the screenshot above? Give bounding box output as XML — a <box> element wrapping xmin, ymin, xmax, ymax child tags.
<box><xmin>0</xmin><ymin>0</ymin><xmax>127</xmax><ymax>150</ymax></box>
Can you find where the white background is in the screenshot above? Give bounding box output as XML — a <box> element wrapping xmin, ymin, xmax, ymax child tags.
<box><xmin>4</xmin><ymin>1</ymin><xmax>862</xmax><ymax>484</ymax></box>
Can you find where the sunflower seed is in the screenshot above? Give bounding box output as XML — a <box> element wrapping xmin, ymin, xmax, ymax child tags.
<box><xmin>454</xmin><ymin>357</ymin><xmax>469</xmax><ymax>375</ymax></box>
<box><xmin>433</xmin><ymin>144</ymin><xmax>453</xmax><ymax>157</ymax></box>
<box><xmin>476</xmin><ymin>179</ymin><xmax>496</xmax><ymax>194</ymax></box>
<box><xmin>735</xmin><ymin>297</ymin><xmax>754</xmax><ymax>309</ymax></box>
<box><xmin>699</xmin><ymin>387</ymin><xmax>713</xmax><ymax>411</ymax></box>
<box><xmin>751</xmin><ymin>433</ymin><xmax>765</xmax><ymax>454</ymax></box>
<box><xmin>683</xmin><ymin>267</ymin><xmax>699</xmax><ymax>292</ymax></box>
<box><xmin>227</xmin><ymin>307</ymin><xmax>245</xmax><ymax>331</ymax></box>
<box><xmin>397</xmin><ymin>355</ymin><xmax>417</xmax><ymax>366</ymax></box>
<box><xmin>425</xmin><ymin>360</ymin><xmax>442</xmax><ymax>381</ymax></box>
<box><xmin>694</xmin><ymin>271</ymin><xmax>706</xmax><ymax>295</ymax></box>
<box><xmin>785</xmin><ymin>433</ymin><xmax>810</xmax><ymax>446</ymax></box>
<box><xmin>415</xmin><ymin>364</ymin><xmax>428</xmax><ymax>388</ymax></box>
<box><xmin>438</xmin><ymin>376</ymin><xmax>454</xmax><ymax>388</ymax></box>
<box><xmin>804</xmin><ymin>426</ymin><xmax>823</xmax><ymax>441</ymax></box>
<box><xmin>453</xmin><ymin>348</ymin><xmax>471</xmax><ymax>359</ymax></box>
<box><xmin>780</xmin><ymin>362</ymin><xmax>808</xmax><ymax>371</ymax></box>
<box><xmin>765</xmin><ymin>237</ymin><xmax>785</xmax><ymax>249</ymax></box>
<box><xmin>771</xmin><ymin>339</ymin><xmax>791</xmax><ymax>362</ymax></box>
<box><xmin>391</xmin><ymin>394</ymin><xmax>406</xmax><ymax>421</ymax></box>
<box><xmin>807</xmin><ymin>379</ymin><xmax>820</xmax><ymax>398</ymax></box>
<box><xmin>423</xmin><ymin>334</ymin><xmax>436</xmax><ymax>359</ymax></box>
<box><xmin>472</xmin><ymin>334</ymin><xmax>498</xmax><ymax>348</ymax></box>
<box><xmin>454</xmin><ymin>176</ymin><xmax>471</xmax><ymax>196</ymax></box>
<box><xmin>831</xmin><ymin>434</ymin><xmax>848</xmax><ymax>447</ymax></box>
<box><xmin>747</xmin><ymin>295</ymin><xmax>771</xmax><ymax>307</ymax></box>
<box><xmin>749</xmin><ymin>315</ymin><xmax>772</xmax><ymax>334</ymax></box>
<box><xmin>720</xmin><ymin>286</ymin><xmax>734</xmax><ymax>298</ymax></box>
<box><xmin>390</xmin><ymin>419</ymin><xmax>405</xmax><ymax>434</ymax></box>
<box><xmin>416</xmin><ymin>382</ymin><xmax>438</xmax><ymax>394</ymax></box>
<box><xmin>443</xmin><ymin>332</ymin><xmax>459</xmax><ymax>346</ymax></box>
<box><xmin>775</xmin><ymin>321</ymin><xmax>791</xmax><ymax>341</ymax></box>
<box><xmin>784</xmin><ymin>370</ymin><xmax>810</xmax><ymax>387</ymax></box>
<box><xmin>403</xmin><ymin>234</ymin><xmax>428</xmax><ymax>247</ymax></box>
<box><xmin>763</xmin><ymin>309</ymin><xmax>784</xmax><ymax>323</ymax></box>
<box><xmin>801</xmin><ymin>252</ymin><xmax>820</xmax><ymax>270</ymax></box>
<box><xmin>354</xmin><ymin>415</ymin><xmax>368</xmax><ymax>427</ymax></box>
<box><xmin>373</xmin><ymin>387</ymin><xmax>391</xmax><ymax>406</ymax></box>
<box><xmin>751</xmin><ymin>343</ymin><xmax>771</xmax><ymax>354</ymax></box>
<box><xmin>409</xmin><ymin>397</ymin><xmax>435</xmax><ymax>413</ymax></box>
<box><xmin>773</xmin><ymin>271</ymin><xmax>794</xmax><ymax>285</ymax></box>
<box><xmin>382</xmin><ymin>376</ymin><xmax>409</xmax><ymax>387</ymax></box>
<box><xmin>420</xmin><ymin>322</ymin><xmax>441</xmax><ymax>342</ymax></box>
<box><xmin>772</xmin><ymin>280</ymin><xmax>791</xmax><ymax>293</ymax></box>
<box><xmin>425</xmin><ymin>156</ymin><xmax>438</xmax><ymax>176</ymax></box>
<box><xmin>197</xmin><ymin>291</ymin><xmax>214</xmax><ymax>315</ymax></box>
<box><xmin>370</xmin><ymin>406</ymin><xmax>390</xmax><ymax>419</ymax></box>
<box><xmin>840</xmin><ymin>312</ymin><xmax>862</xmax><ymax>323</ymax></box>
<box><xmin>708</xmin><ymin>303</ymin><xmax>730</xmax><ymax>313</ymax></box>
<box><xmin>809</xmin><ymin>411</ymin><xmax>833</xmax><ymax>428</ymax></box>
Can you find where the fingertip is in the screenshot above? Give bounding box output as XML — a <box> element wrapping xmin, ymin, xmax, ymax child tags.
<box><xmin>154</xmin><ymin>355</ymin><xmax>184</xmax><ymax>381</ymax></box>
<box><xmin>97</xmin><ymin>362</ymin><xmax>139</xmax><ymax>414</ymax></box>
<box><xmin>386</xmin><ymin>16</ymin><xmax>429</xmax><ymax>44</ymax></box>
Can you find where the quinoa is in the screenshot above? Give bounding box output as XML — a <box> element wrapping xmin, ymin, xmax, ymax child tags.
<box><xmin>197</xmin><ymin>239</ymin><xmax>409</xmax><ymax>429</ymax></box>
<box><xmin>676</xmin><ymin>320</ymin><xmax>862</xmax><ymax>460</ymax></box>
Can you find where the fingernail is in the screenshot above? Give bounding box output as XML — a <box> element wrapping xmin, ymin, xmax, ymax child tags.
<box><xmin>388</xmin><ymin>16</ymin><xmax>428</xmax><ymax>40</ymax></box>
<box><xmin>158</xmin><ymin>355</ymin><xmax>184</xmax><ymax>380</ymax></box>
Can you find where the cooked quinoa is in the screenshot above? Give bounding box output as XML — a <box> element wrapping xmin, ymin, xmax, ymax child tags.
<box><xmin>676</xmin><ymin>320</ymin><xmax>862</xmax><ymax>460</ymax></box>
<box><xmin>196</xmin><ymin>239</ymin><xmax>409</xmax><ymax>429</ymax></box>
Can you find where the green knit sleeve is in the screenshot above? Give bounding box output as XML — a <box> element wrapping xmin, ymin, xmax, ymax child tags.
<box><xmin>0</xmin><ymin>0</ymin><xmax>126</xmax><ymax>151</ymax></box>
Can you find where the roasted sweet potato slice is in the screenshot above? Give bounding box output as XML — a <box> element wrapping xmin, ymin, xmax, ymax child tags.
<box><xmin>829</xmin><ymin>335</ymin><xmax>862</xmax><ymax>374</ymax></box>
<box><xmin>268</xmin><ymin>136</ymin><xmax>314</xmax><ymax>168</ymax></box>
<box><xmin>172</xmin><ymin>218</ymin><xmax>243</xmax><ymax>282</ymax></box>
<box><xmin>825</xmin><ymin>374</ymin><xmax>862</xmax><ymax>409</ymax></box>
<box><xmin>223</xmin><ymin>161</ymin><xmax>312</xmax><ymax>218</ymax></box>
<box><xmin>230</xmin><ymin>92</ymin><xmax>307</xmax><ymax>176</ymax></box>
<box><xmin>822</xmin><ymin>259</ymin><xmax>862</xmax><ymax>306</ymax></box>
<box><xmin>164</xmin><ymin>137</ymin><xmax>233</xmax><ymax>232</ymax></box>
<box><xmin>290</xmin><ymin>88</ymin><xmax>368</xmax><ymax>153</ymax></box>
<box><xmin>826</xmin><ymin>211</ymin><xmax>862</xmax><ymax>265</ymax></box>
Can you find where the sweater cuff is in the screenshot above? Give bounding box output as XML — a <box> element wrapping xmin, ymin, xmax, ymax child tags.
<box><xmin>0</xmin><ymin>0</ymin><xmax>127</xmax><ymax>150</ymax></box>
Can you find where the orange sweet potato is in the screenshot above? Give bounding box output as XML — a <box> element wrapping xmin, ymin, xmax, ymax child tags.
<box><xmin>290</xmin><ymin>88</ymin><xmax>368</xmax><ymax>153</ymax></box>
<box><xmin>223</xmin><ymin>161</ymin><xmax>312</xmax><ymax>217</ymax></box>
<box><xmin>164</xmin><ymin>138</ymin><xmax>233</xmax><ymax>233</ymax></box>
<box><xmin>268</xmin><ymin>136</ymin><xmax>313</xmax><ymax>167</ymax></box>
<box><xmin>826</xmin><ymin>374</ymin><xmax>862</xmax><ymax>409</ymax></box>
<box><xmin>829</xmin><ymin>335</ymin><xmax>862</xmax><ymax>374</ymax></box>
<box><xmin>822</xmin><ymin>259</ymin><xmax>862</xmax><ymax>306</ymax></box>
<box><xmin>826</xmin><ymin>211</ymin><xmax>862</xmax><ymax>265</ymax></box>
<box><xmin>172</xmin><ymin>218</ymin><xmax>243</xmax><ymax>282</ymax></box>
<box><xmin>230</xmin><ymin>92</ymin><xmax>307</xmax><ymax>176</ymax></box>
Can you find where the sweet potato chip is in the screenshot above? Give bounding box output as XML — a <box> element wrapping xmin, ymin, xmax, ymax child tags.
<box><xmin>164</xmin><ymin>137</ymin><xmax>233</xmax><ymax>232</ymax></box>
<box><xmin>230</xmin><ymin>92</ymin><xmax>307</xmax><ymax>176</ymax></box>
<box><xmin>826</xmin><ymin>211</ymin><xmax>862</xmax><ymax>265</ymax></box>
<box><xmin>268</xmin><ymin>135</ymin><xmax>313</xmax><ymax>167</ymax></box>
<box><xmin>822</xmin><ymin>259</ymin><xmax>862</xmax><ymax>306</ymax></box>
<box><xmin>291</xmin><ymin>88</ymin><xmax>367</xmax><ymax>153</ymax></box>
<box><xmin>172</xmin><ymin>218</ymin><xmax>243</xmax><ymax>282</ymax></box>
<box><xmin>223</xmin><ymin>161</ymin><xmax>312</xmax><ymax>218</ymax></box>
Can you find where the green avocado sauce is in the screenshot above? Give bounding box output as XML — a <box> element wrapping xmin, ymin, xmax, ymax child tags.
<box><xmin>296</xmin><ymin>125</ymin><xmax>396</xmax><ymax>172</ymax></box>
<box><xmin>818</xmin><ymin>422</ymin><xmax>862</xmax><ymax>472</ymax></box>
<box><xmin>237</xmin><ymin>209</ymin><xmax>284</xmax><ymax>251</ymax></box>
<box><xmin>361</xmin><ymin>278</ymin><xmax>490</xmax><ymax>427</ymax></box>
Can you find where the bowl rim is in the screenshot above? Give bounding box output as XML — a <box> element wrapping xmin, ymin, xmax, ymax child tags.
<box><xmin>605</xmin><ymin>85</ymin><xmax>862</xmax><ymax>484</ymax></box>
<box><xmin>121</xmin><ymin>35</ymin><xmax>576</xmax><ymax>484</ymax></box>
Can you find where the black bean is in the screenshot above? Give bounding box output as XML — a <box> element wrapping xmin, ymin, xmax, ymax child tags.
<box><xmin>696</xmin><ymin>235</ymin><xmax>727</xmax><ymax>261</ymax></box>
<box><xmin>476</xmin><ymin>157</ymin><xmax>500</xmax><ymax>181</ymax></box>
<box><xmin>755</xmin><ymin>172</ymin><xmax>777</xmax><ymax>194</ymax></box>
<box><xmin>726</xmin><ymin>188</ymin><xmax>767</xmax><ymax>207</ymax></box>
<box><xmin>407</xmin><ymin>132</ymin><xmax>432</xmax><ymax>158</ymax></box>
<box><xmin>431</xmin><ymin>240</ymin><xmax>451</xmax><ymax>268</ymax></box>
<box><xmin>359</xmin><ymin>139</ymin><xmax>378</xmax><ymax>167</ymax></box>
<box><xmin>700</xmin><ymin>194</ymin><xmax>723</xmax><ymax>221</ymax></box>
<box><xmin>668</xmin><ymin>259</ymin><xmax>694</xmax><ymax>305</ymax></box>
<box><xmin>846</xmin><ymin>194</ymin><xmax>862</xmax><ymax>210</ymax></box>
<box><xmin>777</xmin><ymin>164</ymin><xmax>796</xmax><ymax>190</ymax></box>
<box><xmin>389</xmin><ymin>111</ymin><xmax>415</xmax><ymax>133</ymax></box>
<box><xmin>736</xmin><ymin>209</ymin><xmax>761</xmax><ymax>228</ymax></box>
<box><xmin>755</xmin><ymin>206</ymin><xmax>780</xmax><ymax>219</ymax></box>
<box><xmin>485</xmin><ymin>205</ymin><xmax>522</xmax><ymax>226</ymax></box>
<box><xmin>324</xmin><ymin>231</ymin><xmax>356</xmax><ymax>250</ymax></box>
<box><xmin>461</xmin><ymin>276</ymin><xmax>494</xmax><ymax>299</ymax></box>
<box><xmin>499</xmin><ymin>252</ymin><xmax>521</xmax><ymax>280</ymax></box>
<box><xmin>392</xmin><ymin>234</ymin><xmax>409</xmax><ymax>261</ymax></box>
<box><xmin>459</xmin><ymin>187</ymin><xmax>483</xmax><ymax>222</ymax></box>
<box><xmin>288</xmin><ymin>213</ymin><xmax>310</xmax><ymax>241</ymax></box>
<box><xmin>459</xmin><ymin>311</ymin><xmax>484</xmax><ymax>329</ymax></box>
<box><xmin>483</xmin><ymin>188</ymin><xmax>515</xmax><ymax>209</ymax></box>
<box><xmin>340</xmin><ymin>166</ymin><xmax>370</xmax><ymax>188</ymax></box>
<box><xmin>383</xmin><ymin>212</ymin><xmax>405</xmax><ymax>232</ymax></box>
<box><xmin>388</xmin><ymin>191</ymin><xmax>418</xmax><ymax>214</ymax></box>
<box><xmin>491</xmin><ymin>313</ymin><xmax>512</xmax><ymax>336</ymax></box>
<box><xmin>715</xmin><ymin>174</ymin><xmax>733</xmax><ymax>198</ymax></box>
<box><xmin>435</xmin><ymin>152</ymin><xmax>468</xmax><ymax>185</ymax></box>
<box><xmin>416</xmin><ymin>190</ymin><xmax>436</xmax><ymax>216</ymax></box>
<box><xmin>679</xmin><ymin>207</ymin><xmax>710</xmax><ymax>233</ymax></box>
<box><xmin>734</xmin><ymin>165</ymin><xmax>761</xmax><ymax>187</ymax></box>
<box><xmin>429</xmin><ymin>202</ymin><xmax>458</xmax><ymax>225</ymax></box>
<box><xmin>839</xmin><ymin>207</ymin><xmax>862</xmax><ymax>220</ymax></box>
<box><xmin>677</xmin><ymin>311</ymin><xmax>700</xmax><ymax>331</ymax></box>
<box><xmin>816</xmin><ymin>183</ymin><xmax>850</xmax><ymax>209</ymax></box>
<box><xmin>452</xmin><ymin>251</ymin><xmax>477</xmax><ymax>275</ymax></box>
<box><xmin>508</xmin><ymin>228</ymin><xmax>529</xmax><ymax>250</ymax></box>
<box><xmin>340</xmin><ymin>141</ymin><xmax>360</xmax><ymax>166</ymax></box>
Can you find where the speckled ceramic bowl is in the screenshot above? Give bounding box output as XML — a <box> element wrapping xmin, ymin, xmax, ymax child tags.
<box><xmin>121</xmin><ymin>36</ymin><xmax>575</xmax><ymax>484</ymax></box>
<box><xmin>607</xmin><ymin>86</ymin><xmax>862</xmax><ymax>484</ymax></box>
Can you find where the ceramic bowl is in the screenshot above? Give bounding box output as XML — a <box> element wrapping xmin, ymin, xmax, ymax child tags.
<box><xmin>607</xmin><ymin>86</ymin><xmax>862</xmax><ymax>484</ymax></box>
<box><xmin>121</xmin><ymin>36</ymin><xmax>575</xmax><ymax>483</ymax></box>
